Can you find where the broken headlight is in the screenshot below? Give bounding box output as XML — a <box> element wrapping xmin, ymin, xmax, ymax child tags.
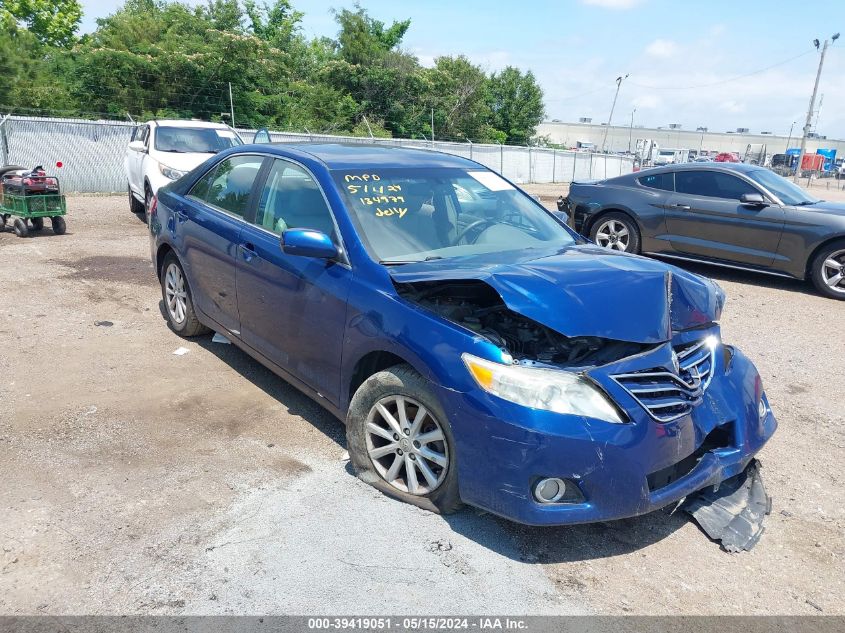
<box><xmin>462</xmin><ymin>353</ymin><xmax>624</xmax><ymax>423</ymax></box>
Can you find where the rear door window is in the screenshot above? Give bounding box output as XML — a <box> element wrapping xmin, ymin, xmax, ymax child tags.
<box><xmin>189</xmin><ymin>155</ymin><xmax>264</xmax><ymax>217</ymax></box>
<box><xmin>638</xmin><ymin>173</ymin><xmax>674</xmax><ymax>191</ymax></box>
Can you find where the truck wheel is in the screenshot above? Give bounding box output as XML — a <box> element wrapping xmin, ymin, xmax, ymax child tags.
<box><xmin>51</xmin><ymin>216</ymin><xmax>66</xmax><ymax>235</ymax></box>
<box><xmin>347</xmin><ymin>364</ymin><xmax>462</xmax><ymax>515</ymax></box>
<box><xmin>31</xmin><ymin>217</ymin><xmax>44</xmax><ymax>231</ymax></box>
<box><xmin>129</xmin><ymin>185</ymin><xmax>144</xmax><ymax>214</ymax></box>
<box><xmin>13</xmin><ymin>218</ymin><xmax>28</xmax><ymax>237</ymax></box>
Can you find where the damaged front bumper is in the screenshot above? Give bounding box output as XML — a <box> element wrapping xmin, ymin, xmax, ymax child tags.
<box><xmin>436</xmin><ymin>341</ymin><xmax>777</xmax><ymax>526</ymax></box>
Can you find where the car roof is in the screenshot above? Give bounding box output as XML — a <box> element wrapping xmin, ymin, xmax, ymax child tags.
<box><xmin>255</xmin><ymin>143</ymin><xmax>481</xmax><ymax>170</ymax></box>
<box><xmin>629</xmin><ymin>162</ymin><xmax>763</xmax><ymax>178</ymax></box>
<box><xmin>150</xmin><ymin>119</ymin><xmax>231</xmax><ymax>129</ymax></box>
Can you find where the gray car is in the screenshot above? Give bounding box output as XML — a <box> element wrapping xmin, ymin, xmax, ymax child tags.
<box><xmin>563</xmin><ymin>163</ymin><xmax>845</xmax><ymax>299</ymax></box>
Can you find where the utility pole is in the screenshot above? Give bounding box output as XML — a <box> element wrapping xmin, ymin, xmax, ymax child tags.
<box><xmin>628</xmin><ymin>107</ymin><xmax>636</xmax><ymax>153</ymax></box>
<box><xmin>785</xmin><ymin>121</ymin><xmax>796</xmax><ymax>152</ymax></box>
<box><xmin>795</xmin><ymin>35</ymin><xmax>838</xmax><ymax>183</ymax></box>
<box><xmin>228</xmin><ymin>82</ymin><xmax>235</xmax><ymax>129</ymax></box>
<box><xmin>601</xmin><ymin>74</ymin><xmax>627</xmax><ymax>153</ymax></box>
<box><xmin>813</xmin><ymin>93</ymin><xmax>824</xmax><ymax>133</ymax></box>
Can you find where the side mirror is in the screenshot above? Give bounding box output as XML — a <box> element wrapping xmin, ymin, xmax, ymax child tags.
<box><xmin>740</xmin><ymin>192</ymin><xmax>767</xmax><ymax>206</ymax></box>
<box><xmin>281</xmin><ymin>228</ymin><xmax>338</xmax><ymax>259</ymax></box>
<box><xmin>129</xmin><ymin>140</ymin><xmax>146</xmax><ymax>153</ymax></box>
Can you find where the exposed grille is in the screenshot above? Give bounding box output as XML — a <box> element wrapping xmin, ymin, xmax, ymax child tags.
<box><xmin>612</xmin><ymin>338</ymin><xmax>716</xmax><ymax>423</ymax></box>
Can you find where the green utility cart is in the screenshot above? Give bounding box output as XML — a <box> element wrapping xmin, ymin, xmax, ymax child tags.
<box><xmin>0</xmin><ymin>165</ymin><xmax>67</xmax><ymax>238</ymax></box>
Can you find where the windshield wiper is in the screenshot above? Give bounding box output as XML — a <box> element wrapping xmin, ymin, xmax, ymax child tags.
<box><xmin>796</xmin><ymin>200</ymin><xmax>820</xmax><ymax>206</ymax></box>
<box><xmin>378</xmin><ymin>256</ymin><xmax>444</xmax><ymax>266</ymax></box>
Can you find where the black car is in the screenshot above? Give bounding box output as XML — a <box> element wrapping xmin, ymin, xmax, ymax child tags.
<box><xmin>563</xmin><ymin>163</ymin><xmax>845</xmax><ymax>299</ymax></box>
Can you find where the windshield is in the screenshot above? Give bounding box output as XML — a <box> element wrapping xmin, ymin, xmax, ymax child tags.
<box><xmin>154</xmin><ymin>126</ymin><xmax>242</xmax><ymax>153</ymax></box>
<box><xmin>333</xmin><ymin>168</ymin><xmax>576</xmax><ymax>263</ymax></box>
<box><xmin>746</xmin><ymin>168</ymin><xmax>820</xmax><ymax>206</ymax></box>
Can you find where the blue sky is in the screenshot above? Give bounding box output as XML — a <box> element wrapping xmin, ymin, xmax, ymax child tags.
<box><xmin>78</xmin><ymin>0</ymin><xmax>845</xmax><ymax>137</ymax></box>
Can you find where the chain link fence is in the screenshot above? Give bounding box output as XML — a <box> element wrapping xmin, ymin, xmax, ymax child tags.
<box><xmin>0</xmin><ymin>115</ymin><xmax>634</xmax><ymax>193</ymax></box>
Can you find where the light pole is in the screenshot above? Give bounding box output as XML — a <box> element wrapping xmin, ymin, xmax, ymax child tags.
<box><xmin>601</xmin><ymin>74</ymin><xmax>628</xmax><ymax>153</ymax></box>
<box><xmin>785</xmin><ymin>120</ymin><xmax>796</xmax><ymax>152</ymax></box>
<box><xmin>628</xmin><ymin>107</ymin><xmax>636</xmax><ymax>153</ymax></box>
<box><xmin>795</xmin><ymin>34</ymin><xmax>839</xmax><ymax>183</ymax></box>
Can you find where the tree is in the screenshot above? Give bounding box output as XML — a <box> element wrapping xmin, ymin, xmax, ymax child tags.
<box><xmin>0</xmin><ymin>0</ymin><xmax>81</xmax><ymax>47</ymax></box>
<box><xmin>488</xmin><ymin>66</ymin><xmax>544</xmax><ymax>145</ymax></box>
<box><xmin>423</xmin><ymin>56</ymin><xmax>496</xmax><ymax>142</ymax></box>
<box><xmin>333</xmin><ymin>4</ymin><xmax>410</xmax><ymax>66</ymax></box>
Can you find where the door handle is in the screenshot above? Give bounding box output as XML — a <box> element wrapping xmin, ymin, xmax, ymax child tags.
<box><xmin>240</xmin><ymin>242</ymin><xmax>257</xmax><ymax>261</ymax></box>
<box><xmin>671</xmin><ymin>204</ymin><xmax>691</xmax><ymax>210</ymax></box>
<box><xmin>175</xmin><ymin>208</ymin><xmax>188</xmax><ymax>223</ymax></box>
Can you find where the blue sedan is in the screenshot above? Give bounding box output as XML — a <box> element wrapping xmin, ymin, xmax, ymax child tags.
<box><xmin>148</xmin><ymin>143</ymin><xmax>777</xmax><ymax>525</ymax></box>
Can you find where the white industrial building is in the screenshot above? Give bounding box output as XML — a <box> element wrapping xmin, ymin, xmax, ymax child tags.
<box><xmin>536</xmin><ymin>120</ymin><xmax>845</xmax><ymax>157</ymax></box>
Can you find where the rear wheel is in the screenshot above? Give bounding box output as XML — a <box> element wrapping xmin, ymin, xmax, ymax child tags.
<box><xmin>31</xmin><ymin>217</ymin><xmax>44</xmax><ymax>231</ymax></box>
<box><xmin>129</xmin><ymin>185</ymin><xmax>144</xmax><ymax>214</ymax></box>
<box><xmin>51</xmin><ymin>216</ymin><xmax>66</xmax><ymax>235</ymax></box>
<box><xmin>811</xmin><ymin>239</ymin><xmax>845</xmax><ymax>300</ymax></box>
<box><xmin>0</xmin><ymin>214</ymin><xmax>6</xmax><ymax>231</ymax></box>
<box><xmin>13</xmin><ymin>218</ymin><xmax>28</xmax><ymax>237</ymax></box>
<box><xmin>347</xmin><ymin>364</ymin><xmax>462</xmax><ymax>514</ymax></box>
<box><xmin>590</xmin><ymin>212</ymin><xmax>641</xmax><ymax>253</ymax></box>
<box><xmin>160</xmin><ymin>253</ymin><xmax>210</xmax><ymax>337</ymax></box>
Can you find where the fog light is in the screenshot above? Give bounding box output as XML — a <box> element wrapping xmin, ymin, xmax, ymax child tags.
<box><xmin>534</xmin><ymin>478</ymin><xmax>566</xmax><ymax>503</ymax></box>
<box><xmin>758</xmin><ymin>394</ymin><xmax>769</xmax><ymax>421</ymax></box>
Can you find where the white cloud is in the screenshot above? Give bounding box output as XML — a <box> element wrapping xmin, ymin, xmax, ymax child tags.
<box><xmin>580</xmin><ymin>0</ymin><xmax>643</xmax><ymax>8</ymax></box>
<box><xmin>645</xmin><ymin>39</ymin><xmax>679</xmax><ymax>58</ymax></box>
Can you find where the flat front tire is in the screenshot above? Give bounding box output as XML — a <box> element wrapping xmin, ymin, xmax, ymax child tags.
<box><xmin>160</xmin><ymin>253</ymin><xmax>209</xmax><ymax>337</ymax></box>
<box><xmin>811</xmin><ymin>239</ymin><xmax>845</xmax><ymax>300</ymax></box>
<box><xmin>347</xmin><ymin>364</ymin><xmax>462</xmax><ymax>514</ymax></box>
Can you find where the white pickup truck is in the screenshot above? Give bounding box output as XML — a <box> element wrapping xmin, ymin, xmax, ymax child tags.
<box><xmin>124</xmin><ymin>120</ymin><xmax>243</xmax><ymax>214</ymax></box>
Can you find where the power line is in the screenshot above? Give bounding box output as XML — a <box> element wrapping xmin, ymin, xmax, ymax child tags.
<box><xmin>626</xmin><ymin>50</ymin><xmax>815</xmax><ymax>91</ymax></box>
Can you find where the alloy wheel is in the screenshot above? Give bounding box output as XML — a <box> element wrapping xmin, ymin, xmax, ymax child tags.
<box><xmin>595</xmin><ymin>219</ymin><xmax>631</xmax><ymax>251</ymax></box>
<box><xmin>164</xmin><ymin>263</ymin><xmax>188</xmax><ymax>324</ymax></box>
<box><xmin>821</xmin><ymin>249</ymin><xmax>845</xmax><ymax>294</ymax></box>
<box><xmin>364</xmin><ymin>395</ymin><xmax>449</xmax><ymax>495</ymax></box>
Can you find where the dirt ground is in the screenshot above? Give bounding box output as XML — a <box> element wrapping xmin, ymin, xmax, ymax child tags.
<box><xmin>1</xmin><ymin>195</ymin><xmax>843</xmax><ymax>615</ymax></box>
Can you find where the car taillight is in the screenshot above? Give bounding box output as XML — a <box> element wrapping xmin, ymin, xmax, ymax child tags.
<box><xmin>149</xmin><ymin>196</ymin><xmax>158</xmax><ymax>218</ymax></box>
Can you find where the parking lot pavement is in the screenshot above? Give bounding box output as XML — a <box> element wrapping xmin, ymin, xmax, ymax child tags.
<box><xmin>1</xmin><ymin>195</ymin><xmax>843</xmax><ymax>615</ymax></box>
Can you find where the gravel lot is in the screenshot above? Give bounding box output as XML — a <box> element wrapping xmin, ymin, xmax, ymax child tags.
<box><xmin>1</xmin><ymin>194</ymin><xmax>843</xmax><ymax>615</ymax></box>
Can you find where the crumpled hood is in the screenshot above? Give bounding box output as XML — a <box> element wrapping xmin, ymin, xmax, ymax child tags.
<box><xmin>389</xmin><ymin>245</ymin><xmax>725</xmax><ymax>344</ymax></box>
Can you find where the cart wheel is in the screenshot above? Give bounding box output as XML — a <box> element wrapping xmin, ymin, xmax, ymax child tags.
<box><xmin>13</xmin><ymin>218</ymin><xmax>28</xmax><ymax>237</ymax></box>
<box><xmin>51</xmin><ymin>216</ymin><xmax>67</xmax><ymax>235</ymax></box>
<box><xmin>0</xmin><ymin>215</ymin><xmax>5</xmax><ymax>231</ymax></box>
<box><xmin>31</xmin><ymin>217</ymin><xmax>44</xmax><ymax>231</ymax></box>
